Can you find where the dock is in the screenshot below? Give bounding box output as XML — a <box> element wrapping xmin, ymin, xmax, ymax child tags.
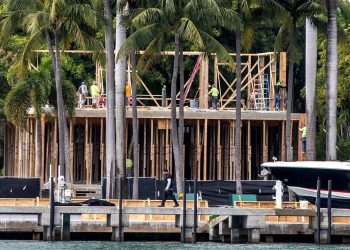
<box><xmin>0</xmin><ymin>199</ymin><xmax>349</xmax><ymax>244</ymax></box>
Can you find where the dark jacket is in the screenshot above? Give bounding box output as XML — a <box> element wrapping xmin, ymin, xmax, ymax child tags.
<box><xmin>164</xmin><ymin>173</ymin><xmax>174</xmax><ymax>190</ymax></box>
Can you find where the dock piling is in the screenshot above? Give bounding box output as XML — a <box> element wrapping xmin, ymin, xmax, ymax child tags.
<box><xmin>181</xmin><ymin>179</ymin><xmax>187</xmax><ymax>243</ymax></box>
<box><xmin>193</xmin><ymin>179</ymin><xmax>198</xmax><ymax>243</ymax></box>
<box><xmin>327</xmin><ymin>180</ymin><xmax>332</xmax><ymax>244</ymax></box>
<box><xmin>316</xmin><ymin>179</ymin><xmax>321</xmax><ymax>244</ymax></box>
<box><xmin>49</xmin><ymin>175</ymin><xmax>55</xmax><ymax>241</ymax></box>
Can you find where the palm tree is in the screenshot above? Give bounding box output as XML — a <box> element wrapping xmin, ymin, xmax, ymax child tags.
<box><xmin>131</xmin><ymin>52</ymin><xmax>139</xmax><ymax>199</ymax></box>
<box><xmin>118</xmin><ymin>0</ymin><xmax>235</xmax><ymax>194</ymax></box>
<box><xmin>0</xmin><ymin>0</ymin><xmax>102</xmax><ymax>182</ymax></box>
<box><xmin>326</xmin><ymin>0</ymin><xmax>338</xmax><ymax>160</ymax></box>
<box><xmin>103</xmin><ymin>0</ymin><xmax>116</xmax><ymax>198</ymax></box>
<box><xmin>305</xmin><ymin>19</ymin><xmax>317</xmax><ymax>161</ymax></box>
<box><xmin>115</xmin><ymin>0</ymin><xmax>127</xmax><ymax>197</ymax></box>
<box><xmin>273</xmin><ymin>0</ymin><xmax>320</xmax><ymax>161</ymax></box>
<box><xmin>4</xmin><ymin>69</ymin><xmax>51</xmax><ymax>177</ymax></box>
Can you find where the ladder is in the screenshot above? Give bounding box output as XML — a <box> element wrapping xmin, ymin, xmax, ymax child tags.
<box><xmin>252</xmin><ymin>74</ymin><xmax>270</xmax><ymax>110</ymax></box>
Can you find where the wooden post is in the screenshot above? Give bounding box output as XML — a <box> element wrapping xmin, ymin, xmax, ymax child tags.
<box><xmin>41</xmin><ymin>114</ymin><xmax>46</xmax><ymax>182</ymax></box>
<box><xmin>263</xmin><ymin>121</ymin><xmax>268</xmax><ymax>163</ymax></box>
<box><xmin>281</xmin><ymin>121</ymin><xmax>286</xmax><ymax>161</ymax></box>
<box><xmin>196</xmin><ymin>120</ymin><xmax>201</xmax><ymax>180</ymax></box>
<box><xmin>165</xmin><ymin>119</ymin><xmax>169</xmax><ymax>170</ymax></box>
<box><xmin>151</xmin><ymin>119</ymin><xmax>155</xmax><ymax>177</ymax></box>
<box><xmin>53</xmin><ymin>120</ymin><xmax>58</xmax><ymax>178</ymax></box>
<box><xmin>199</xmin><ymin>54</ymin><xmax>209</xmax><ymax>109</ymax></box>
<box><xmin>229</xmin><ymin>121</ymin><xmax>233</xmax><ymax>180</ymax></box>
<box><xmin>203</xmin><ymin>119</ymin><xmax>208</xmax><ymax>180</ymax></box>
<box><xmin>69</xmin><ymin>121</ymin><xmax>74</xmax><ymax>183</ymax></box>
<box><xmin>85</xmin><ymin>118</ymin><xmax>89</xmax><ymax>184</ymax></box>
<box><xmin>247</xmin><ymin>120</ymin><xmax>251</xmax><ymax>180</ymax></box>
<box><xmin>217</xmin><ymin>120</ymin><xmax>222</xmax><ymax>180</ymax></box>
<box><xmin>100</xmin><ymin>118</ymin><xmax>104</xmax><ymax>180</ymax></box>
<box><xmin>143</xmin><ymin>120</ymin><xmax>147</xmax><ymax>177</ymax></box>
<box><xmin>279</xmin><ymin>52</ymin><xmax>287</xmax><ymax>111</ymax></box>
<box><xmin>232</xmin><ymin>121</ymin><xmax>236</xmax><ymax>180</ymax></box>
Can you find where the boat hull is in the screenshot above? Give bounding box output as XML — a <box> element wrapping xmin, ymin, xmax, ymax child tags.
<box><xmin>261</xmin><ymin>161</ymin><xmax>350</xmax><ymax>208</ymax></box>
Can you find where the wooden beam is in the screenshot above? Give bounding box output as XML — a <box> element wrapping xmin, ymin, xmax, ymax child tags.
<box><xmin>263</xmin><ymin>121</ymin><xmax>268</xmax><ymax>163</ymax></box>
<box><xmin>203</xmin><ymin>119</ymin><xmax>208</xmax><ymax>180</ymax></box>
<box><xmin>247</xmin><ymin>121</ymin><xmax>251</xmax><ymax>180</ymax></box>
<box><xmin>143</xmin><ymin>119</ymin><xmax>147</xmax><ymax>177</ymax></box>
<box><xmin>100</xmin><ymin>118</ymin><xmax>104</xmax><ymax>180</ymax></box>
<box><xmin>70</xmin><ymin>120</ymin><xmax>74</xmax><ymax>183</ymax></box>
<box><xmin>151</xmin><ymin>119</ymin><xmax>155</xmax><ymax>177</ymax></box>
<box><xmin>281</xmin><ymin>121</ymin><xmax>286</xmax><ymax>161</ymax></box>
<box><xmin>199</xmin><ymin>54</ymin><xmax>209</xmax><ymax>108</ymax></box>
<box><xmin>196</xmin><ymin>120</ymin><xmax>200</xmax><ymax>180</ymax></box>
<box><xmin>85</xmin><ymin>118</ymin><xmax>89</xmax><ymax>184</ymax></box>
<box><xmin>217</xmin><ymin>120</ymin><xmax>221</xmax><ymax>180</ymax></box>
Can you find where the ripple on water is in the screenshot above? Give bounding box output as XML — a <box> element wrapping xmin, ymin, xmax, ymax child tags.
<box><xmin>0</xmin><ymin>241</ymin><xmax>348</xmax><ymax>250</ymax></box>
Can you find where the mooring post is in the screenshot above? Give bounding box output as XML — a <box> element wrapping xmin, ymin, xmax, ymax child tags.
<box><xmin>327</xmin><ymin>180</ymin><xmax>332</xmax><ymax>244</ymax></box>
<box><xmin>316</xmin><ymin>178</ymin><xmax>321</xmax><ymax>244</ymax></box>
<box><xmin>118</xmin><ymin>177</ymin><xmax>123</xmax><ymax>242</ymax></box>
<box><xmin>181</xmin><ymin>179</ymin><xmax>187</xmax><ymax>243</ymax></box>
<box><xmin>49</xmin><ymin>175</ymin><xmax>55</xmax><ymax>241</ymax></box>
<box><xmin>193</xmin><ymin>179</ymin><xmax>198</xmax><ymax>243</ymax></box>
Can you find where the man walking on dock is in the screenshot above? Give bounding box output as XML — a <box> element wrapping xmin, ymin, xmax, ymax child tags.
<box><xmin>159</xmin><ymin>169</ymin><xmax>179</xmax><ymax>207</ymax></box>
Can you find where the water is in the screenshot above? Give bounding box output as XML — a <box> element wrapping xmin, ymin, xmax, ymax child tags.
<box><xmin>0</xmin><ymin>241</ymin><xmax>348</xmax><ymax>250</ymax></box>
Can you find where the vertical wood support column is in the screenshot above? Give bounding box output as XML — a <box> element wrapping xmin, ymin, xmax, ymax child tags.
<box><xmin>85</xmin><ymin>118</ymin><xmax>89</xmax><ymax>184</ymax></box>
<box><xmin>53</xmin><ymin>120</ymin><xmax>58</xmax><ymax>178</ymax></box>
<box><xmin>270</xmin><ymin>54</ymin><xmax>277</xmax><ymax>110</ymax></box>
<box><xmin>196</xmin><ymin>120</ymin><xmax>201</xmax><ymax>180</ymax></box>
<box><xmin>151</xmin><ymin>119</ymin><xmax>155</xmax><ymax>177</ymax></box>
<box><xmin>247</xmin><ymin>121</ymin><xmax>252</xmax><ymax>180</ymax></box>
<box><xmin>100</xmin><ymin>118</ymin><xmax>104</xmax><ymax>180</ymax></box>
<box><xmin>203</xmin><ymin>119</ymin><xmax>208</xmax><ymax>180</ymax></box>
<box><xmin>143</xmin><ymin>120</ymin><xmax>147</xmax><ymax>177</ymax></box>
<box><xmin>231</xmin><ymin>121</ymin><xmax>236</xmax><ymax>180</ymax></box>
<box><xmin>279</xmin><ymin>52</ymin><xmax>287</xmax><ymax>111</ymax></box>
<box><xmin>281</xmin><ymin>121</ymin><xmax>286</xmax><ymax>161</ymax></box>
<box><xmin>41</xmin><ymin>114</ymin><xmax>46</xmax><ymax>182</ymax></box>
<box><xmin>217</xmin><ymin>120</ymin><xmax>222</xmax><ymax>180</ymax></box>
<box><xmin>263</xmin><ymin>121</ymin><xmax>268</xmax><ymax>163</ymax></box>
<box><xmin>199</xmin><ymin>54</ymin><xmax>209</xmax><ymax>109</ymax></box>
<box><xmin>165</xmin><ymin>120</ymin><xmax>169</xmax><ymax>171</ymax></box>
<box><xmin>69</xmin><ymin>121</ymin><xmax>74</xmax><ymax>183</ymax></box>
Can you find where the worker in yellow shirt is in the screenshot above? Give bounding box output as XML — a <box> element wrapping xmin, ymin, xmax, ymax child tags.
<box><xmin>125</xmin><ymin>83</ymin><xmax>131</xmax><ymax>106</ymax></box>
<box><xmin>208</xmin><ymin>85</ymin><xmax>219</xmax><ymax>109</ymax></box>
<box><xmin>90</xmin><ymin>81</ymin><xmax>100</xmax><ymax>108</ymax></box>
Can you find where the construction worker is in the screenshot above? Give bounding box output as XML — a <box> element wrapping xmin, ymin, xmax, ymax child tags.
<box><xmin>90</xmin><ymin>81</ymin><xmax>99</xmax><ymax>108</ymax></box>
<box><xmin>208</xmin><ymin>85</ymin><xmax>219</xmax><ymax>109</ymax></box>
<box><xmin>159</xmin><ymin>169</ymin><xmax>179</xmax><ymax>207</ymax></box>
<box><xmin>299</xmin><ymin>126</ymin><xmax>307</xmax><ymax>154</ymax></box>
<box><xmin>125</xmin><ymin>83</ymin><xmax>131</xmax><ymax>106</ymax></box>
<box><xmin>274</xmin><ymin>81</ymin><xmax>286</xmax><ymax>111</ymax></box>
<box><xmin>77</xmin><ymin>81</ymin><xmax>88</xmax><ymax>108</ymax></box>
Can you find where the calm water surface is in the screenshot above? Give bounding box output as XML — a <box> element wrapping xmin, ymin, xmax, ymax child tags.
<box><xmin>0</xmin><ymin>241</ymin><xmax>348</xmax><ymax>250</ymax></box>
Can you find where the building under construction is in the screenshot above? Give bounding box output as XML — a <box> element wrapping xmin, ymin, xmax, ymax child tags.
<box><xmin>2</xmin><ymin>51</ymin><xmax>305</xmax><ymax>190</ymax></box>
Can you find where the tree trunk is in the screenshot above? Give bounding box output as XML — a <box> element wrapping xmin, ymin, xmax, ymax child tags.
<box><xmin>305</xmin><ymin>19</ymin><xmax>317</xmax><ymax>161</ymax></box>
<box><xmin>115</xmin><ymin>2</ymin><xmax>127</xmax><ymax>197</ymax></box>
<box><xmin>178</xmin><ymin>38</ymin><xmax>185</xmax><ymax>189</ymax></box>
<box><xmin>235</xmin><ymin>17</ymin><xmax>242</xmax><ymax>195</ymax></box>
<box><xmin>54</xmin><ymin>31</ymin><xmax>71</xmax><ymax>182</ymax></box>
<box><xmin>326</xmin><ymin>0</ymin><xmax>338</xmax><ymax>161</ymax></box>
<box><xmin>104</xmin><ymin>0</ymin><xmax>116</xmax><ymax>198</ymax></box>
<box><xmin>45</xmin><ymin>29</ymin><xmax>70</xmax><ymax>180</ymax></box>
<box><xmin>286</xmin><ymin>52</ymin><xmax>295</xmax><ymax>162</ymax></box>
<box><xmin>171</xmin><ymin>33</ymin><xmax>182</xmax><ymax>194</ymax></box>
<box><xmin>131</xmin><ymin>52</ymin><xmax>139</xmax><ymax>199</ymax></box>
<box><xmin>35</xmin><ymin>116</ymin><xmax>42</xmax><ymax>178</ymax></box>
